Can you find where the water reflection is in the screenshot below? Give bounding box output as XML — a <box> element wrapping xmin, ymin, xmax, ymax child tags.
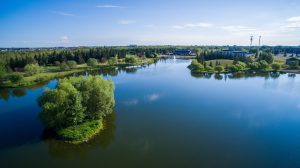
<box><xmin>44</xmin><ymin>112</ymin><xmax>116</xmax><ymax>158</ymax></box>
<box><xmin>190</xmin><ymin>72</ymin><xmax>294</xmax><ymax>81</ymax></box>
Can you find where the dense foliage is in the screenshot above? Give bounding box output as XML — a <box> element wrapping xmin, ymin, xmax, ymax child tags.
<box><xmin>0</xmin><ymin>46</ymin><xmax>175</xmax><ymax>70</ymax></box>
<box><xmin>38</xmin><ymin>76</ymin><xmax>115</xmax><ymax>136</ymax></box>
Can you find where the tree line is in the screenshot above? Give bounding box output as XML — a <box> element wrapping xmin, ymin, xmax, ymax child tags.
<box><xmin>0</xmin><ymin>46</ymin><xmax>176</xmax><ymax>70</ymax></box>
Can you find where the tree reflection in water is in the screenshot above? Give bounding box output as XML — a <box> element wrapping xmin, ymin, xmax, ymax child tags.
<box><xmin>43</xmin><ymin>112</ymin><xmax>116</xmax><ymax>159</ymax></box>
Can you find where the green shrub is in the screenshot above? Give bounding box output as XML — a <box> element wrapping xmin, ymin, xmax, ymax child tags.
<box><xmin>87</xmin><ymin>58</ymin><xmax>98</xmax><ymax>67</ymax></box>
<box><xmin>24</xmin><ymin>64</ymin><xmax>43</xmax><ymax>75</ymax></box>
<box><xmin>57</xmin><ymin>120</ymin><xmax>103</xmax><ymax>142</ymax></box>
<box><xmin>125</xmin><ymin>55</ymin><xmax>138</xmax><ymax>64</ymax></box>
<box><xmin>67</xmin><ymin>61</ymin><xmax>77</xmax><ymax>69</ymax></box>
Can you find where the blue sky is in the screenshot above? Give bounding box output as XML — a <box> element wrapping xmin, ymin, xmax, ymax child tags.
<box><xmin>1</xmin><ymin>0</ymin><xmax>300</xmax><ymax>47</ymax></box>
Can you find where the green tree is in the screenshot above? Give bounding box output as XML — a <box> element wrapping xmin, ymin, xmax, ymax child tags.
<box><xmin>39</xmin><ymin>82</ymin><xmax>85</xmax><ymax>129</ymax></box>
<box><xmin>108</xmin><ymin>56</ymin><xmax>118</xmax><ymax>65</ymax></box>
<box><xmin>271</xmin><ymin>63</ymin><xmax>281</xmax><ymax>72</ymax></box>
<box><xmin>125</xmin><ymin>55</ymin><xmax>138</xmax><ymax>64</ymax></box>
<box><xmin>188</xmin><ymin>60</ymin><xmax>205</xmax><ymax>73</ymax></box>
<box><xmin>24</xmin><ymin>64</ymin><xmax>43</xmax><ymax>75</ymax></box>
<box><xmin>60</xmin><ymin>62</ymin><xmax>70</xmax><ymax>71</ymax></box>
<box><xmin>248</xmin><ymin>62</ymin><xmax>260</xmax><ymax>71</ymax></box>
<box><xmin>215</xmin><ymin>66</ymin><xmax>224</xmax><ymax>73</ymax></box>
<box><xmin>235</xmin><ymin>61</ymin><xmax>247</xmax><ymax>71</ymax></box>
<box><xmin>258</xmin><ymin>60</ymin><xmax>269</xmax><ymax>71</ymax></box>
<box><xmin>259</xmin><ymin>52</ymin><xmax>274</xmax><ymax>64</ymax></box>
<box><xmin>67</xmin><ymin>61</ymin><xmax>77</xmax><ymax>69</ymax></box>
<box><xmin>227</xmin><ymin>65</ymin><xmax>239</xmax><ymax>72</ymax></box>
<box><xmin>87</xmin><ymin>58</ymin><xmax>98</xmax><ymax>67</ymax></box>
<box><xmin>0</xmin><ymin>60</ymin><xmax>7</xmax><ymax>78</ymax></box>
<box><xmin>9</xmin><ymin>73</ymin><xmax>24</xmax><ymax>84</ymax></box>
<box><xmin>288</xmin><ymin>61</ymin><xmax>299</xmax><ymax>69</ymax></box>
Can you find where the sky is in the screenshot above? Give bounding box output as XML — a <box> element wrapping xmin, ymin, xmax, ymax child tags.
<box><xmin>1</xmin><ymin>0</ymin><xmax>300</xmax><ymax>47</ymax></box>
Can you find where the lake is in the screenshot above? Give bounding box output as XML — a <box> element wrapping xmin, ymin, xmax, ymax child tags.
<box><xmin>1</xmin><ymin>59</ymin><xmax>300</xmax><ymax>168</ymax></box>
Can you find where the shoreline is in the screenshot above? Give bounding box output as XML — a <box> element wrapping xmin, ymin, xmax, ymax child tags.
<box><xmin>0</xmin><ymin>58</ymin><xmax>157</xmax><ymax>88</ymax></box>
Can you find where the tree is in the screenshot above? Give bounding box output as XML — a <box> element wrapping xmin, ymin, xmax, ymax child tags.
<box><xmin>0</xmin><ymin>60</ymin><xmax>7</xmax><ymax>78</ymax></box>
<box><xmin>125</xmin><ymin>55</ymin><xmax>138</xmax><ymax>64</ymax></box>
<box><xmin>108</xmin><ymin>56</ymin><xmax>118</xmax><ymax>65</ymax></box>
<box><xmin>206</xmin><ymin>66</ymin><xmax>214</xmax><ymax>73</ymax></box>
<box><xmin>60</xmin><ymin>62</ymin><xmax>70</xmax><ymax>71</ymax></box>
<box><xmin>39</xmin><ymin>82</ymin><xmax>85</xmax><ymax>129</ymax></box>
<box><xmin>24</xmin><ymin>64</ymin><xmax>43</xmax><ymax>75</ymax></box>
<box><xmin>9</xmin><ymin>73</ymin><xmax>24</xmax><ymax>84</ymax></box>
<box><xmin>227</xmin><ymin>65</ymin><xmax>239</xmax><ymax>72</ymax></box>
<box><xmin>38</xmin><ymin>76</ymin><xmax>115</xmax><ymax>130</ymax></box>
<box><xmin>248</xmin><ymin>62</ymin><xmax>260</xmax><ymax>71</ymax></box>
<box><xmin>259</xmin><ymin>52</ymin><xmax>274</xmax><ymax>64</ymax></box>
<box><xmin>271</xmin><ymin>63</ymin><xmax>281</xmax><ymax>72</ymax></box>
<box><xmin>67</xmin><ymin>61</ymin><xmax>77</xmax><ymax>69</ymax></box>
<box><xmin>188</xmin><ymin>60</ymin><xmax>205</xmax><ymax>73</ymax></box>
<box><xmin>288</xmin><ymin>61</ymin><xmax>299</xmax><ymax>69</ymax></box>
<box><xmin>215</xmin><ymin>66</ymin><xmax>224</xmax><ymax>73</ymax></box>
<box><xmin>258</xmin><ymin>60</ymin><xmax>269</xmax><ymax>71</ymax></box>
<box><xmin>235</xmin><ymin>61</ymin><xmax>247</xmax><ymax>71</ymax></box>
<box><xmin>87</xmin><ymin>58</ymin><xmax>98</xmax><ymax>67</ymax></box>
<box><xmin>209</xmin><ymin>61</ymin><xmax>213</xmax><ymax>67</ymax></box>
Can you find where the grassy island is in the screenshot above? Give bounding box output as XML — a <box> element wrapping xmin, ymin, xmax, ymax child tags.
<box><xmin>38</xmin><ymin>76</ymin><xmax>115</xmax><ymax>144</ymax></box>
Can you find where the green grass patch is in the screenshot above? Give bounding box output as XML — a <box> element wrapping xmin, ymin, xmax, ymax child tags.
<box><xmin>57</xmin><ymin>120</ymin><xmax>103</xmax><ymax>144</ymax></box>
<box><xmin>206</xmin><ymin>59</ymin><xmax>234</xmax><ymax>66</ymax></box>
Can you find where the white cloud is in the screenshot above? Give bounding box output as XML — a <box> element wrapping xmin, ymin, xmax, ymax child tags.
<box><xmin>172</xmin><ymin>22</ymin><xmax>213</xmax><ymax>29</ymax></box>
<box><xmin>52</xmin><ymin>11</ymin><xmax>75</xmax><ymax>17</ymax></box>
<box><xmin>172</xmin><ymin>25</ymin><xmax>185</xmax><ymax>29</ymax></box>
<box><xmin>145</xmin><ymin>93</ymin><xmax>160</xmax><ymax>102</ymax></box>
<box><xmin>287</xmin><ymin>16</ymin><xmax>300</xmax><ymax>22</ymax></box>
<box><xmin>185</xmin><ymin>23</ymin><xmax>213</xmax><ymax>28</ymax></box>
<box><xmin>96</xmin><ymin>5</ymin><xmax>125</xmax><ymax>8</ymax></box>
<box><xmin>59</xmin><ymin>36</ymin><xmax>70</xmax><ymax>43</ymax></box>
<box><xmin>285</xmin><ymin>16</ymin><xmax>300</xmax><ymax>28</ymax></box>
<box><xmin>118</xmin><ymin>20</ymin><xmax>136</xmax><ymax>25</ymax></box>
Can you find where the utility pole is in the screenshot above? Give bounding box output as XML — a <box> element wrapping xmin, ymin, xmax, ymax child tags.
<box><xmin>258</xmin><ymin>36</ymin><xmax>261</xmax><ymax>58</ymax></box>
<box><xmin>250</xmin><ymin>35</ymin><xmax>253</xmax><ymax>53</ymax></box>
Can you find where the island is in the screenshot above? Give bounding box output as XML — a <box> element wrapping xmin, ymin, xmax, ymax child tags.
<box><xmin>38</xmin><ymin>76</ymin><xmax>115</xmax><ymax>144</ymax></box>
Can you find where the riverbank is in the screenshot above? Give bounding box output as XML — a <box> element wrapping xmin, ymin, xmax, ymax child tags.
<box><xmin>0</xmin><ymin>58</ymin><xmax>157</xmax><ymax>88</ymax></box>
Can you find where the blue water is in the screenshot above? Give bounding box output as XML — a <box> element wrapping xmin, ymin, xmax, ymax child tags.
<box><xmin>1</xmin><ymin>59</ymin><xmax>300</xmax><ymax>168</ymax></box>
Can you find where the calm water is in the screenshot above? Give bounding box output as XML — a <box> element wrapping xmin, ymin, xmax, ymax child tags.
<box><xmin>1</xmin><ymin>59</ymin><xmax>300</xmax><ymax>168</ymax></box>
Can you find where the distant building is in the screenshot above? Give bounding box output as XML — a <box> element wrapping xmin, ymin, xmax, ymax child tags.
<box><xmin>173</xmin><ymin>50</ymin><xmax>192</xmax><ymax>56</ymax></box>
<box><xmin>220</xmin><ymin>49</ymin><xmax>247</xmax><ymax>57</ymax></box>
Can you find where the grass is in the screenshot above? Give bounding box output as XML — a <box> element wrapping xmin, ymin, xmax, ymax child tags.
<box><xmin>57</xmin><ymin>120</ymin><xmax>103</xmax><ymax>144</ymax></box>
<box><xmin>205</xmin><ymin>59</ymin><xmax>234</xmax><ymax>66</ymax></box>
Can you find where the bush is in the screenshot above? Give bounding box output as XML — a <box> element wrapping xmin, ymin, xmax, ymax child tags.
<box><xmin>67</xmin><ymin>61</ymin><xmax>77</xmax><ymax>69</ymax></box>
<box><xmin>24</xmin><ymin>64</ymin><xmax>43</xmax><ymax>75</ymax></box>
<box><xmin>215</xmin><ymin>66</ymin><xmax>224</xmax><ymax>73</ymax></box>
<box><xmin>258</xmin><ymin>60</ymin><xmax>269</xmax><ymax>71</ymax></box>
<box><xmin>87</xmin><ymin>58</ymin><xmax>98</xmax><ymax>67</ymax></box>
<box><xmin>60</xmin><ymin>62</ymin><xmax>70</xmax><ymax>71</ymax></box>
<box><xmin>9</xmin><ymin>73</ymin><xmax>24</xmax><ymax>84</ymax></box>
<box><xmin>288</xmin><ymin>61</ymin><xmax>299</xmax><ymax>69</ymax></box>
<box><xmin>188</xmin><ymin>60</ymin><xmax>205</xmax><ymax>73</ymax></box>
<box><xmin>108</xmin><ymin>56</ymin><xmax>118</xmax><ymax>65</ymax></box>
<box><xmin>57</xmin><ymin>120</ymin><xmax>103</xmax><ymax>142</ymax></box>
<box><xmin>271</xmin><ymin>63</ymin><xmax>281</xmax><ymax>71</ymax></box>
<box><xmin>125</xmin><ymin>55</ymin><xmax>138</xmax><ymax>64</ymax></box>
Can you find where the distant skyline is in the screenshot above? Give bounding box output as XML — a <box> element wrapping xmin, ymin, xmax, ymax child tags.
<box><xmin>1</xmin><ymin>0</ymin><xmax>300</xmax><ymax>47</ymax></box>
